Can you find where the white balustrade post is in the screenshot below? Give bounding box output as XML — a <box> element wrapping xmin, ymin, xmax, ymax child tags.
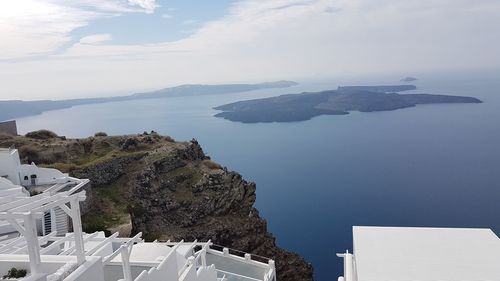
<box><xmin>268</xmin><ymin>260</ymin><xmax>276</xmax><ymax>281</ymax></box>
<box><xmin>337</xmin><ymin>250</ymin><xmax>357</xmax><ymax>281</ymax></box>
<box><xmin>23</xmin><ymin>214</ymin><xmax>41</xmax><ymax>274</ymax></box>
<box><xmin>120</xmin><ymin>245</ymin><xmax>133</xmax><ymax>281</ymax></box>
<box><xmin>201</xmin><ymin>249</ymin><xmax>207</xmax><ymax>267</ymax></box>
<box><xmin>70</xmin><ymin>199</ymin><xmax>85</xmax><ymax>265</ymax></box>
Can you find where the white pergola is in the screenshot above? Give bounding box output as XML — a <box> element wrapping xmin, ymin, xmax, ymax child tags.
<box><xmin>0</xmin><ymin>190</ymin><xmax>87</xmax><ymax>274</ymax></box>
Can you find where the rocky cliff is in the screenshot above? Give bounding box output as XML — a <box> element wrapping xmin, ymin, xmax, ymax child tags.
<box><xmin>0</xmin><ymin>131</ymin><xmax>313</xmax><ymax>281</ymax></box>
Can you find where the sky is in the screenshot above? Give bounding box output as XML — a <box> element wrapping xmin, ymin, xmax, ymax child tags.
<box><xmin>0</xmin><ymin>0</ymin><xmax>499</xmax><ymax>100</ymax></box>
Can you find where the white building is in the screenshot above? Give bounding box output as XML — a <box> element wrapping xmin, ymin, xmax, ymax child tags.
<box><xmin>1</xmin><ymin>148</ymin><xmax>89</xmax><ymax>237</ymax></box>
<box><xmin>0</xmin><ymin>148</ymin><xmax>276</xmax><ymax>281</ymax></box>
<box><xmin>0</xmin><ymin>148</ymin><xmax>70</xmax><ymax>187</ymax></box>
<box><xmin>337</xmin><ymin>226</ymin><xmax>500</xmax><ymax>281</ymax></box>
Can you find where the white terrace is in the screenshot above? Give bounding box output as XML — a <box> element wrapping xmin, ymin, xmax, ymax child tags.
<box><xmin>0</xmin><ymin>148</ymin><xmax>276</xmax><ymax>281</ymax></box>
<box><xmin>337</xmin><ymin>226</ymin><xmax>500</xmax><ymax>281</ymax></box>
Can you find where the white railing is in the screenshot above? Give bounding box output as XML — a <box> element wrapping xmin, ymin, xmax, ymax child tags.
<box><xmin>206</xmin><ymin>246</ymin><xmax>273</xmax><ymax>269</ymax></box>
<box><xmin>178</xmin><ymin>240</ymin><xmax>205</xmax><ymax>275</ymax></box>
<box><xmin>133</xmin><ymin>240</ymin><xmax>184</xmax><ymax>281</ymax></box>
<box><xmin>193</xmin><ymin>240</ymin><xmax>211</xmax><ymax>268</ymax></box>
<box><xmin>103</xmin><ymin>232</ymin><xmax>143</xmax><ymax>264</ymax></box>
<box><xmin>263</xmin><ymin>266</ymin><xmax>275</xmax><ymax>281</ymax></box>
<box><xmin>337</xmin><ymin>250</ymin><xmax>357</xmax><ymax>281</ymax></box>
<box><xmin>184</xmin><ymin>240</ymin><xmax>198</xmax><ymax>257</ymax></box>
<box><xmin>207</xmin><ymin>245</ymin><xmax>275</xmax><ymax>281</ymax></box>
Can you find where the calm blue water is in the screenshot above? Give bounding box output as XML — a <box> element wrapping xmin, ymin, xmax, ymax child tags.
<box><xmin>16</xmin><ymin>73</ymin><xmax>500</xmax><ymax>280</ymax></box>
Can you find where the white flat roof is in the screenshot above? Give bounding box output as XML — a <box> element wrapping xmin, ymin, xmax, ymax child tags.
<box><xmin>111</xmin><ymin>243</ymin><xmax>172</xmax><ymax>263</ymax></box>
<box><xmin>353</xmin><ymin>226</ymin><xmax>500</xmax><ymax>281</ymax></box>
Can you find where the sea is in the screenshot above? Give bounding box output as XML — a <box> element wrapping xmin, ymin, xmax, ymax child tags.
<box><xmin>15</xmin><ymin>71</ymin><xmax>500</xmax><ymax>280</ymax></box>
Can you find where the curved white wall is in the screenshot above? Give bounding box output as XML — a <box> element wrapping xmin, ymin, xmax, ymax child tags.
<box><xmin>1</xmin><ymin>148</ymin><xmax>68</xmax><ymax>187</ymax></box>
<box><xmin>20</xmin><ymin>164</ymin><xmax>67</xmax><ymax>186</ymax></box>
<box><xmin>0</xmin><ymin>149</ymin><xmax>22</xmax><ymax>185</ymax></box>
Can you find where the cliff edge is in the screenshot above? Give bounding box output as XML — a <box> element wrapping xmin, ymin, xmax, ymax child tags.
<box><xmin>0</xmin><ymin>131</ymin><xmax>313</xmax><ymax>281</ymax></box>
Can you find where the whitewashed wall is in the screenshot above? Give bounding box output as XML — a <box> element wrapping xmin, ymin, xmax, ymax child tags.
<box><xmin>0</xmin><ymin>150</ymin><xmax>22</xmax><ymax>185</ymax></box>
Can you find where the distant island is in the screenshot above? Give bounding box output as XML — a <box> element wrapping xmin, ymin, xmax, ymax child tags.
<box><xmin>401</xmin><ymin>76</ymin><xmax>418</xmax><ymax>82</ymax></box>
<box><xmin>132</xmin><ymin>80</ymin><xmax>298</xmax><ymax>98</ymax></box>
<box><xmin>213</xmin><ymin>85</ymin><xmax>482</xmax><ymax>123</ymax></box>
<box><xmin>338</xmin><ymin>85</ymin><xmax>416</xmax><ymax>92</ymax></box>
<box><xmin>0</xmin><ymin>81</ymin><xmax>298</xmax><ymax>121</ymax></box>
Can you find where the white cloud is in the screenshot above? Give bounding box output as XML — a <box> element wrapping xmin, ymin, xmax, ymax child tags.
<box><xmin>0</xmin><ymin>0</ymin><xmax>158</xmax><ymax>60</ymax></box>
<box><xmin>79</xmin><ymin>34</ymin><xmax>112</xmax><ymax>45</ymax></box>
<box><xmin>1</xmin><ymin>0</ymin><xmax>500</xmax><ymax>100</ymax></box>
<box><xmin>162</xmin><ymin>13</ymin><xmax>173</xmax><ymax>19</ymax></box>
<box><xmin>127</xmin><ymin>0</ymin><xmax>158</xmax><ymax>14</ymax></box>
<box><xmin>53</xmin><ymin>0</ymin><xmax>158</xmax><ymax>14</ymax></box>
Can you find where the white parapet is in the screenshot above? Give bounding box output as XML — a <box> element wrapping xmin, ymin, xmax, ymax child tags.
<box><xmin>338</xmin><ymin>226</ymin><xmax>500</xmax><ymax>281</ymax></box>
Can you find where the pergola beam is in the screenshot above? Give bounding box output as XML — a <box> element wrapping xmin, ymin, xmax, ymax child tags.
<box><xmin>59</xmin><ymin>231</ymin><xmax>100</xmax><ymax>256</ymax></box>
<box><xmin>40</xmin><ymin>233</ymin><xmax>75</xmax><ymax>254</ymax></box>
<box><xmin>86</xmin><ymin>232</ymin><xmax>120</xmax><ymax>256</ymax></box>
<box><xmin>6</xmin><ymin>218</ymin><xmax>26</xmax><ymax>236</ymax></box>
<box><xmin>103</xmin><ymin>232</ymin><xmax>143</xmax><ymax>264</ymax></box>
<box><xmin>18</xmin><ymin>194</ymin><xmax>67</xmax><ymax>212</ymax></box>
<box><xmin>0</xmin><ymin>190</ymin><xmax>88</xmax><ymax>271</ymax></box>
<box><xmin>0</xmin><ymin>194</ymin><xmax>51</xmax><ymax>212</ymax></box>
<box><xmin>7</xmin><ymin>194</ymin><xmax>66</xmax><ymax>212</ymax></box>
<box><xmin>0</xmin><ymin>236</ymin><xmax>25</xmax><ymax>253</ymax></box>
<box><xmin>10</xmin><ymin>232</ymin><xmax>57</xmax><ymax>254</ymax></box>
<box><xmin>31</xmin><ymin>192</ymin><xmax>86</xmax><ymax>214</ymax></box>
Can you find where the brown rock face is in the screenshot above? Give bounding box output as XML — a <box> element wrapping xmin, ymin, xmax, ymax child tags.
<box><xmin>130</xmin><ymin>140</ymin><xmax>313</xmax><ymax>281</ymax></box>
<box><xmin>0</xmin><ymin>132</ymin><xmax>314</xmax><ymax>281</ymax></box>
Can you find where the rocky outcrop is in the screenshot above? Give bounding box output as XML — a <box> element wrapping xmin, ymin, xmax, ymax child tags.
<box><xmin>0</xmin><ymin>133</ymin><xmax>314</xmax><ymax>281</ymax></box>
<box><xmin>129</xmin><ymin>141</ymin><xmax>313</xmax><ymax>281</ymax></box>
<box><xmin>72</xmin><ymin>154</ymin><xmax>141</xmax><ymax>186</ymax></box>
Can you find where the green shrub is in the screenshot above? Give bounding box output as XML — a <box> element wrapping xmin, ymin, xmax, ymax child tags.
<box><xmin>121</xmin><ymin>138</ymin><xmax>139</xmax><ymax>150</ymax></box>
<box><xmin>29</xmin><ymin>189</ymin><xmax>41</xmax><ymax>196</ymax></box>
<box><xmin>0</xmin><ymin>133</ymin><xmax>13</xmax><ymax>140</ymax></box>
<box><xmin>19</xmin><ymin>146</ymin><xmax>65</xmax><ymax>165</ymax></box>
<box><xmin>19</xmin><ymin>146</ymin><xmax>40</xmax><ymax>163</ymax></box>
<box><xmin>80</xmin><ymin>139</ymin><xmax>93</xmax><ymax>154</ymax></box>
<box><xmin>2</xmin><ymin>267</ymin><xmax>27</xmax><ymax>279</ymax></box>
<box><xmin>128</xmin><ymin>204</ymin><xmax>146</xmax><ymax>216</ymax></box>
<box><xmin>94</xmin><ymin>132</ymin><xmax>108</xmax><ymax>137</ymax></box>
<box><xmin>25</xmin><ymin>130</ymin><xmax>58</xmax><ymax>139</ymax></box>
<box><xmin>47</xmin><ymin>163</ymin><xmax>77</xmax><ymax>173</ymax></box>
<box><xmin>151</xmin><ymin>132</ymin><xmax>162</xmax><ymax>141</ymax></box>
<box><xmin>82</xmin><ymin>223</ymin><xmax>111</xmax><ymax>237</ymax></box>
